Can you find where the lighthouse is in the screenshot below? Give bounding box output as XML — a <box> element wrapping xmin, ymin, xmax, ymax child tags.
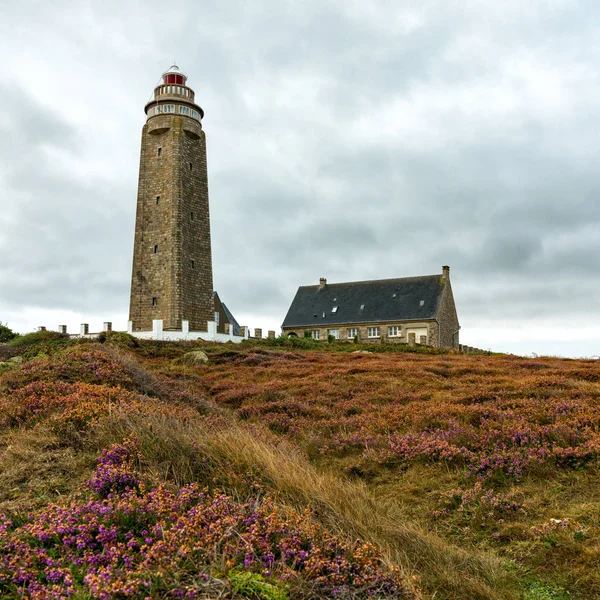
<box><xmin>128</xmin><ymin>65</ymin><xmax>214</xmax><ymax>333</ymax></box>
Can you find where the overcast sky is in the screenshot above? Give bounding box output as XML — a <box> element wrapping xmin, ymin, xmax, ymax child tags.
<box><xmin>1</xmin><ymin>0</ymin><xmax>599</xmax><ymax>357</ymax></box>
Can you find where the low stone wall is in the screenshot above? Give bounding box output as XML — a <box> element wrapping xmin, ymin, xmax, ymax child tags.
<box><xmin>49</xmin><ymin>320</ymin><xmax>251</xmax><ymax>344</ymax></box>
<box><xmin>458</xmin><ymin>344</ymin><xmax>491</xmax><ymax>355</ymax></box>
<box><xmin>128</xmin><ymin>320</ymin><xmax>249</xmax><ymax>343</ymax></box>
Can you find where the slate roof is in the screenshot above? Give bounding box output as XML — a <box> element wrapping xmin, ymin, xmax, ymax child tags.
<box><xmin>281</xmin><ymin>275</ymin><xmax>446</xmax><ymax>328</ymax></box>
<box><xmin>213</xmin><ymin>291</ymin><xmax>241</xmax><ymax>336</ymax></box>
<box><xmin>221</xmin><ymin>301</ymin><xmax>241</xmax><ymax>336</ymax></box>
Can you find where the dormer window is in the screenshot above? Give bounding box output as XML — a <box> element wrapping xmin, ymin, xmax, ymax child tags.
<box><xmin>359</xmin><ymin>304</ymin><xmax>365</xmax><ymax>311</ymax></box>
<box><xmin>420</xmin><ymin>300</ymin><xmax>425</xmax><ymax>306</ymax></box>
<box><xmin>331</xmin><ymin>306</ymin><xmax>338</xmax><ymax>313</ymax></box>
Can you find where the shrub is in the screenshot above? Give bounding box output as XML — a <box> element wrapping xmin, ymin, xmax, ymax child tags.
<box><xmin>0</xmin><ymin>323</ymin><xmax>16</xmax><ymax>343</ymax></box>
<box><xmin>98</xmin><ymin>330</ymin><xmax>139</xmax><ymax>349</ymax></box>
<box><xmin>8</xmin><ymin>329</ymin><xmax>68</xmax><ymax>347</ymax></box>
<box><xmin>7</xmin><ymin>329</ymin><xmax>72</xmax><ymax>359</ymax></box>
<box><xmin>1</xmin><ymin>346</ymin><xmax>133</xmax><ymax>391</ymax></box>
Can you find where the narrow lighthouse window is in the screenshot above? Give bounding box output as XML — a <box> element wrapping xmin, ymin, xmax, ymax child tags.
<box><xmin>157</xmin><ymin>147</ymin><xmax>162</xmax><ymax>157</ymax></box>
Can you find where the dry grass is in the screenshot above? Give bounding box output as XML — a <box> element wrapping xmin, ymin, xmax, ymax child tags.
<box><xmin>93</xmin><ymin>407</ymin><xmax>520</xmax><ymax>600</ymax></box>
<box><xmin>0</xmin><ymin>428</ymin><xmax>95</xmax><ymax>512</ymax></box>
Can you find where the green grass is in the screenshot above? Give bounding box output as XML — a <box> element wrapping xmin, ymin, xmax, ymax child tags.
<box><xmin>228</xmin><ymin>571</ymin><xmax>289</xmax><ymax>600</ymax></box>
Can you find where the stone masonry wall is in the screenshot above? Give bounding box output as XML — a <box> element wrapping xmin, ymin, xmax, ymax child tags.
<box><xmin>437</xmin><ymin>278</ymin><xmax>460</xmax><ymax>348</ymax></box>
<box><xmin>129</xmin><ymin>114</ymin><xmax>214</xmax><ymax>332</ymax></box>
<box><xmin>282</xmin><ymin>320</ymin><xmax>439</xmax><ymax>345</ymax></box>
<box><xmin>180</xmin><ymin>120</ymin><xmax>214</xmax><ymax>332</ymax></box>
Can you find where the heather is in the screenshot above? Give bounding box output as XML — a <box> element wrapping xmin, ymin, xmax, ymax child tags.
<box><xmin>0</xmin><ymin>341</ymin><xmax>426</xmax><ymax>599</ymax></box>
<box><xmin>168</xmin><ymin>343</ymin><xmax>600</xmax><ymax>597</ymax></box>
<box><xmin>0</xmin><ymin>441</ymin><xmax>415</xmax><ymax>599</ymax></box>
<box><xmin>2</xmin><ymin>337</ymin><xmax>600</xmax><ymax>598</ymax></box>
<box><xmin>200</xmin><ymin>350</ymin><xmax>600</xmax><ymax>481</ymax></box>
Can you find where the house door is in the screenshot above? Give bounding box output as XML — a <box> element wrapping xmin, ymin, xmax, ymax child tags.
<box><xmin>406</xmin><ymin>327</ymin><xmax>428</xmax><ymax>344</ymax></box>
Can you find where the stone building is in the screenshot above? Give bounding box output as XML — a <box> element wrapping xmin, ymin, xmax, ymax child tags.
<box><xmin>281</xmin><ymin>266</ymin><xmax>459</xmax><ymax>348</ymax></box>
<box><xmin>128</xmin><ymin>65</ymin><xmax>242</xmax><ymax>341</ymax></box>
<box><xmin>129</xmin><ymin>65</ymin><xmax>214</xmax><ymax>333</ymax></box>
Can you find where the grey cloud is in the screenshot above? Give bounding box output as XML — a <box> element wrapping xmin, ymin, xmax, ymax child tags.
<box><xmin>1</xmin><ymin>0</ymin><xmax>599</xmax><ymax>355</ymax></box>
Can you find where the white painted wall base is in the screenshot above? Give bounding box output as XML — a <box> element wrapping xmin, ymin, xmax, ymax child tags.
<box><xmin>126</xmin><ymin>320</ymin><xmax>248</xmax><ymax>343</ymax></box>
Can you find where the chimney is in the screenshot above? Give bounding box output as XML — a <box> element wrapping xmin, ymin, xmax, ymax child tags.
<box><xmin>319</xmin><ymin>277</ymin><xmax>327</xmax><ymax>289</ymax></box>
<box><xmin>442</xmin><ymin>265</ymin><xmax>450</xmax><ymax>279</ymax></box>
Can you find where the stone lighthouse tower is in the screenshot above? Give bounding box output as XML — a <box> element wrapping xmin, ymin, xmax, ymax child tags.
<box><xmin>129</xmin><ymin>65</ymin><xmax>214</xmax><ymax>333</ymax></box>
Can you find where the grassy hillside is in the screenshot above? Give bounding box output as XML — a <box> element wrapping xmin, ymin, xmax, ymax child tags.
<box><xmin>0</xmin><ymin>335</ymin><xmax>598</xmax><ymax>599</ymax></box>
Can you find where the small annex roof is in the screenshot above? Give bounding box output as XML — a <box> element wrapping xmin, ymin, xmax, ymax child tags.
<box><xmin>281</xmin><ymin>274</ymin><xmax>446</xmax><ymax>329</ymax></box>
<box><xmin>221</xmin><ymin>302</ymin><xmax>241</xmax><ymax>336</ymax></box>
<box><xmin>213</xmin><ymin>291</ymin><xmax>241</xmax><ymax>336</ymax></box>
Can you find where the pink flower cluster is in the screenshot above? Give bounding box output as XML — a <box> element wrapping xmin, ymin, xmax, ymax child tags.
<box><xmin>87</xmin><ymin>439</ymin><xmax>140</xmax><ymax>498</ymax></box>
<box><xmin>0</xmin><ymin>443</ymin><xmax>418</xmax><ymax>599</ymax></box>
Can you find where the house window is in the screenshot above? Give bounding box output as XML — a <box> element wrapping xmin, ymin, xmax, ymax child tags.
<box><xmin>157</xmin><ymin>147</ymin><xmax>162</xmax><ymax>157</ymax></box>
<box><xmin>347</xmin><ymin>327</ymin><xmax>359</xmax><ymax>339</ymax></box>
<box><xmin>327</xmin><ymin>329</ymin><xmax>340</xmax><ymax>339</ymax></box>
<box><xmin>367</xmin><ymin>327</ymin><xmax>380</xmax><ymax>338</ymax></box>
<box><xmin>388</xmin><ymin>326</ymin><xmax>401</xmax><ymax>337</ymax></box>
<box><xmin>156</xmin><ymin>195</ymin><xmax>160</xmax><ymax>205</ymax></box>
<box><xmin>153</xmin><ymin>245</ymin><xmax>158</xmax><ymax>254</ymax></box>
<box><xmin>191</xmin><ymin>259</ymin><xmax>195</xmax><ymax>268</ymax></box>
<box><xmin>151</xmin><ymin>297</ymin><xmax>157</xmax><ymax>307</ymax></box>
<box><xmin>214</xmin><ymin>311</ymin><xmax>219</xmax><ymax>325</ymax></box>
<box><xmin>311</xmin><ymin>330</ymin><xmax>320</xmax><ymax>340</ymax></box>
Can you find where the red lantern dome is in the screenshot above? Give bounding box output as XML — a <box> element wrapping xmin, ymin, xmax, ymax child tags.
<box><xmin>162</xmin><ymin>64</ymin><xmax>187</xmax><ymax>86</ymax></box>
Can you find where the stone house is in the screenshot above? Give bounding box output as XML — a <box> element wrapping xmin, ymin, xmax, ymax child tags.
<box><xmin>281</xmin><ymin>266</ymin><xmax>459</xmax><ymax>348</ymax></box>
